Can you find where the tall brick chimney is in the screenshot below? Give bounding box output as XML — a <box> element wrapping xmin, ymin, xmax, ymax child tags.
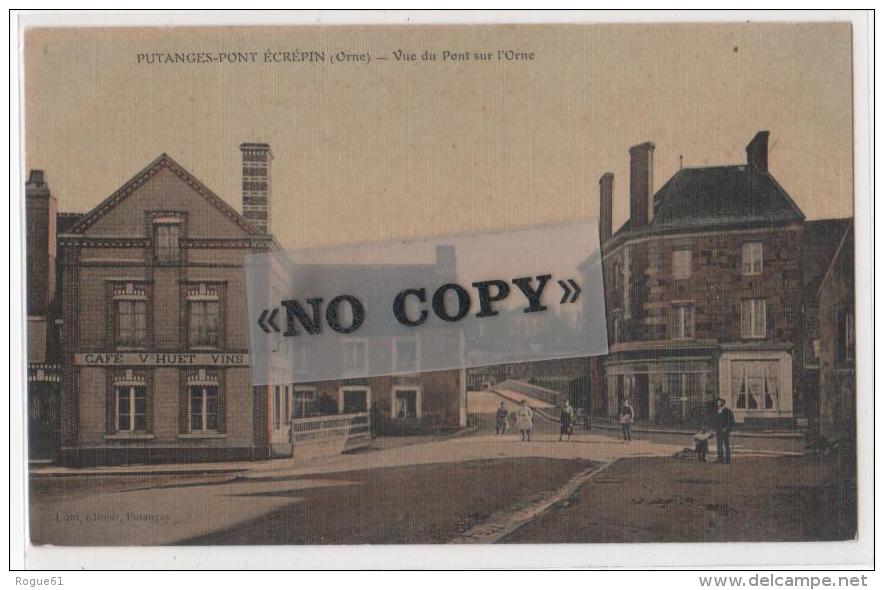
<box><xmin>746</xmin><ymin>131</ymin><xmax>770</xmax><ymax>173</ymax></box>
<box><xmin>599</xmin><ymin>172</ymin><xmax>614</xmax><ymax>244</ymax></box>
<box><xmin>26</xmin><ymin>170</ymin><xmax>56</xmax><ymax>318</ymax></box>
<box><xmin>240</xmin><ymin>143</ymin><xmax>272</xmax><ymax>234</ymax></box>
<box><xmin>629</xmin><ymin>142</ymin><xmax>655</xmax><ymax>228</ymax></box>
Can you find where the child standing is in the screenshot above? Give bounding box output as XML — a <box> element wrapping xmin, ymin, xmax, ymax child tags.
<box><xmin>693</xmin><ymin>428</ymin><xmax>715</xmax><ymax>462</ymax></box>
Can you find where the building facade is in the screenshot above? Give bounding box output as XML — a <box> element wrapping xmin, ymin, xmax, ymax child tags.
<box><xmin>47</xmin><ymin>148</ymin><xmax>467</xmax><ymax>465</ymax></box>
<box><xmin>597</xmin><ymin>132</ymin><xmax>815</xmax><ymax>427</ymax></box>
<box><xmin>26</xmin><ymin>170</ymin><xmax>62</xmax><ymax>459</ymax></box>
<box><xmin>817</xmin><ymin>222</ymin><xmax>855</xmax><ymax>439</ymax></box>
<box><xmin>58</xmin><ymin>154</ymin><xmax>277</xmax><ymax>465</ymax></box>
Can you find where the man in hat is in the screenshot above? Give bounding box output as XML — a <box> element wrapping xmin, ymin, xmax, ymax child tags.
<box><xmin>715</xmin><ymin>398</ymin><xmax>735</xmax><ymax>464</ymax></box>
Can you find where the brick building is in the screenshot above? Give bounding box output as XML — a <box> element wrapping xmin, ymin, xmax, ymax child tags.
<box><xmin>596</xmin><ymin>131</ymin><xmax>831</xmax><ymax>427</ymax></box>
<box><xmin>260</xmin><ymin>255</ymin><xmax>469</xmax><ymax>454</ymax></box>
<box><xmin>57</xmin><ymin>154</ymin><xmax>278</xmax><ymax>465</ymax></box>
<box><xmin>240</xmin><ymin>143</ymin><xmax>272</xmax><ymax>234</ymax></box>
<box><xmin>47</xmin><ymin>148</ymin><xmax>466</xmax><ymax>465</ymax></box>
<box><xmin>26</xmin><ymin>170</ymin><xmax>62</xmax><ymax>459</ymax></box>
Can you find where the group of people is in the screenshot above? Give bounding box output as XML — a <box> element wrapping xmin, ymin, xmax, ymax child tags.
<box><xmin>495</xmin><ymin>396</ymin><xmax>737</xmax><ymax>464</ymax></box>
<box><xmin>494</xmin><ymin>399</ymin><xmax>578</xmax><ymax>442</ymax></box>
<box><xmin>495</xmin><ymin>400</ymin><xmax>537</xmax><ymax>441</ymax></box>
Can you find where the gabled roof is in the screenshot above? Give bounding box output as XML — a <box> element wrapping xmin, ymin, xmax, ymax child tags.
<box><xmin>67</xmin><ymin>153</ymin><xmax>266</xmax><ymax>236</ymax></box>
<box><xmin>611</xmin><ymin>164</ymin><xmax>805</xmax><ymax>241</ymax></box>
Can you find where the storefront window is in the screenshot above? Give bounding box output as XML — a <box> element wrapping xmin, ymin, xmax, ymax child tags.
<box><xmin>393</xmin><ymin>388</ymin><xmax>419</xmax><ymax>419</ymax></box>
<box><xmin>732</xmin><ymin>360</ymin><xmax>779</xmax><ymax>411</ymax></box>
<box><xmin>341</xmin><ymin>387</ymin><xmax>369</xmax><ymax>414</ymax></box>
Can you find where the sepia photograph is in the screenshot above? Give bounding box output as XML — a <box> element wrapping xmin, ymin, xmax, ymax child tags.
<box><xmin>10</xmin><ymin>10</ymin><xmax>873</xmax><ymax>572</ymax></box>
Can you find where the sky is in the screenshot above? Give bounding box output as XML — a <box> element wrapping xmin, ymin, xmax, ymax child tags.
<box><xmin>25</xmin><ymin>22</ymin><xmax>854</xmax><ymax>250</ymax></box>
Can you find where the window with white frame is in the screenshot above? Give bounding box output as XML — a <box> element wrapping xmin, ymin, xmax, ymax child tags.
<box><xmin>189</xmin><ymin>300</ymin><xmax>220</xmax><ymax>348</ymax></box>
<box><xmin>741</xmin><ymin>299</ymin><xmax>767</xmax><ymax>338</ymax></box>
<box><xmin>343</xmin><ymin>339</ymin><xmax>368</xmax><ymax>374</ymax></box>
<box><xmin>671</xmin><ymin>304</ymin><xmax>695</xmax><ymax>339</ymax></box>
<box><xmin>340</xmin><ymin>386</ymin><xmax>370</xmax><ymax>414</ymax></box>
<box><xmin>155</xmin><ymin>223</ymin><xmax>181</xmax><ymax>263</ymax></box>
<box><xmin>292</xmin><ymin>387</ymin><xmax>317</xmax><ymax>419</ymax></box>
<box><xmin>392</xmin><ymin>387</ymin><xmax>420</xmax><ymax>419</ymax></box>
<box><xmin>742</xmin><ymin>242</ymin><xmax>763</xmax><ymax>275</ymax></box>
<box><xmin>393</xmin><ymin>338</ymin><xmax>419</xmax><ymax>372</ymax></box>
<box><xmin>189</xmin><ymin>384</ymin><xmax>219</xmax><ymax>432</ymax></box>
<box><xmin>731</xmin><ymin>360</ymin><xmax>779</xmax><ymax>411</ymax></box>
<box><xmin>116</xmin><ymin>299</ymin><xmax>147</xmax><ymax>348</ymax></box>
<box><xmin>672</xmin><ymin>249</ymin><xmax>692</xmax><ymax>280</ymax></box>
<box><xmin>115</xmin><ymin>383</ymin><xmax>147</xmax><ymax>433</ymax></box>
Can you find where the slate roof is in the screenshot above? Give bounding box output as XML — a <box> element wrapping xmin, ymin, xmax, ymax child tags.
<box><xmin>612</xmin><ymin>164</ymin><xmax>805</xmax><ymax>240</ymax></box>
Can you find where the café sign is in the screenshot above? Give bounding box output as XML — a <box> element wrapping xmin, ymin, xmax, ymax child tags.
<box><xmin>75</xmin><ymin>352</ymin><xmax>249</xmax><ymax>367</ymax></box>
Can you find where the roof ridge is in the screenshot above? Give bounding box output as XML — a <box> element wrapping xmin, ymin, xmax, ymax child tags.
<box><xmin>67</xmin><ymin>153</ymin><xmax>266</xmax><ymax>237</ymax></box>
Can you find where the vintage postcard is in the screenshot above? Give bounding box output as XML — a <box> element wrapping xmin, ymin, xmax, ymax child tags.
<box><xmin>12</xmin><ymin>11</ymin><xmax>873</xmax><ymax>571</ymax></box>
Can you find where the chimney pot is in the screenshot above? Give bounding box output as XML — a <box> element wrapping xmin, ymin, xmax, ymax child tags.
<box><xmin>746</xmin><ymin>131</ymin><xmax>770</xmax><ymax>173</ymax></box>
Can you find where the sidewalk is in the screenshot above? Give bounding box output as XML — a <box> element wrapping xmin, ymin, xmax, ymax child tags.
<box><xmin>27</xmin><ymin>430</ymin><xmax>469</xmax><ymax>478</ymax></box>
<box><xmin>589</xmin><ymin>419</ymin><xmax>804</xmax><ymax>439</ymax></box>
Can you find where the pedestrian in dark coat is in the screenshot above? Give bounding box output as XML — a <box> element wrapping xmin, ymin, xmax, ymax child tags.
<box><xmin>559</xmin><ymin>401</ymin><xmax>575</xmax><ymax>441</ymax></box>
<box><xmin>369</xmin><ymin>401</ymin><xmax>381</xmax><ymax>439</ymax></box>
<box><xmin>495</xmin><ymin>402</ymin><xmax>509</xmax><ymax>435</ymax></box>
<box><xmin>715</xmin><ymin>398</ymin><xmax>735</xmax><ymax>463</ymax></box>
<box><xmin>619</xmin><ymin>400</ymin><xmax>634</xmax><ymax>443</ymax></box>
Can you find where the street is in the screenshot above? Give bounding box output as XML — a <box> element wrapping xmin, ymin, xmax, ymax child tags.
<box><xmin>30</xmin><ymin>426</ymin><xmax>828</xmax><ymax>546</ymax></box>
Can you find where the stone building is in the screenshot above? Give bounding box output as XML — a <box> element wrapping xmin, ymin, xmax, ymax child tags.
<box><xmin>597</xmin><ymin>132</ymin><xmax>810</xmax><ymax>427</ymax></box>
<box><xmin>799</xmin><ymin>218</ymin><xmax>854</xmax><ymax>424</ymax></box>
<box><xmin>816</xmin><ymin>221</ymin><xmax>855</xmax><ymax>439</ymax></box>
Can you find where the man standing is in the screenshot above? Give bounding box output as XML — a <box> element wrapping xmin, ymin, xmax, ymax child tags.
<box><xmin>715</xmin><ymin>398</ymin><xmax>735</xmax><ymax>464</ymax></box>
<box><xmin>369</xmin><ymin>401</ymin><xmax>381</xmax><ymax>440</ymax></box>
<box><xmin>495</xmin><ymin>401</ymin><xmax>508</xmax><ymax>435</ymax></box>
<box><xmin>619</xmin><ymin>399</ymin><xmax>634</xmax><ymax>443</ymax></box>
